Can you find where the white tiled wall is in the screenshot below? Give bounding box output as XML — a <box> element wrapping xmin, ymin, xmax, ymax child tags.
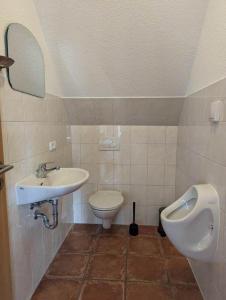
<box><xmin>71</xmin><ymin>125</ymin><xmax>178</xmax><ymax>225</ymax></box>
<box><xmin>176</xmin><ymin>78</ymin><xmax>226</xmax><ymax>300</ymax></box>
<box><xmin>0</xmin><ymin>74</ymin><xmax>73</xmax><ymax>300</ymax></box>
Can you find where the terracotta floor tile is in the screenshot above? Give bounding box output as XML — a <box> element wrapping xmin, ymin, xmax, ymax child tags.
<box><xmin>73</xmin><ymin>224</ymin><xmax>102</xmax><ymax>235</ymax></box>
<box><xmin>127</xmin><ymin>255</ymin><xmax>167</xmax><ymax>283</ymax></box>
<box><xmin>32</xmin><ymin>279</ymin><xmax>81</xmax><ymax>300</ymax></box>
<box><xmin>174</xmin><ymin>285</ymin><xmax>203</xmax><ymax>300</ymax></box>
<box><xmin>47</xmin><ymin>254</ymin><xmax>89</xmax><ymax>278</ymax></box>
<box><xmin>101</xmin><ymin>225</ymin><xmax>129</xmax><ymax>236</ymax></box>
<box><xmin>139</xmin><ymin>226</ymin><xmax>158</xmax><ymax>237</ymax></box>
<box><xmin>161</xmin><ymin>238</ymin><xmax>182</xmax><ymax>257</ymax></box>
<box><xmin>79</xmin><ymin>280</ymin><xmax>124</xmax><ymax>300</ymax></box>
<box><xmin>32</xmin><ymin>225</ymin><xmax>200</xmax><ymax>299</ymax></box>
<box><xmin>126</xmin><ymin>282</ymin><xmax>173</xmax><ymax>300</ymax></box>
<box><xmin>128</xmin><ymin>236</ymin><xmax>161</xmax><ymax>256</ymax></box>
<box><xmin>95</xmin><ymin>235</ymin><xmax>127</xmax><ymax>254</ymax></box>
<box><xmin>87</xmin><ymin>254</ymin><xmax>126</xmax><ymax>280</ymax></box>
<box><xmin>60</xmin><ymin>232</ymin><xmax>95</xmax><ymax>254</ymax></box>
<box><xmin>167</xmin><ymin>257</ymin><xmax>196</xmax><ymax>284</ymax></box>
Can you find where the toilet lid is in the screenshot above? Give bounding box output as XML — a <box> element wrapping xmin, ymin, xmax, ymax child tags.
<box><xmin>89</xmin><ymin>191</ymin><xmax>124</xmax><ymax>211</ymax></box>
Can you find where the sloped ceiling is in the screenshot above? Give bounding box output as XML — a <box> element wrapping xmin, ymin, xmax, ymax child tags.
<box><xmin>34</xmin><ymin>0</ymin><xmax>208</xmax><ymax>97</ymax></box>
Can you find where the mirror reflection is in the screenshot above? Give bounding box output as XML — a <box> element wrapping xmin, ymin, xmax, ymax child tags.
<box><xmin>5</xmin><ymin>23</ymin><xmax>45</xmax><ymax>98</ymax></box>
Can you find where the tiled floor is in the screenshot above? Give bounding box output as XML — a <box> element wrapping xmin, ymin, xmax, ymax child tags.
<box><xmin>32</xmin><ymin>225</ymin><xmax>203</xmax><ymax>300</ymax></box>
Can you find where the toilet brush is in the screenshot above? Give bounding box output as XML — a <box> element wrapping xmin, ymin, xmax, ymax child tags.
<box><xmin>129</xmin><ymin>202</ymin><xmax>139</xmax><ymax>236</ymax></box>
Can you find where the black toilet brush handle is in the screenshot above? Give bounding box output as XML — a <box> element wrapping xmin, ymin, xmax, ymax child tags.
<box><xmin>133</xmin><ymin>202</ymin><xmax>135</xmax><ymax>223</ymax></box>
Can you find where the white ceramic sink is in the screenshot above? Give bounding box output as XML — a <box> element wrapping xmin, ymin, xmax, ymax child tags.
<box><xmin>16</xmin><ymin>168</ymin><xmax>89</xmax><ymax>205</ymax></box>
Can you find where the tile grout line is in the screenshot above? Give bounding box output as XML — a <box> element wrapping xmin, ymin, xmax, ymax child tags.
<box><xmin>32</xmin><ymin>225</ymin><xmax>203</xmax><ymax>299</ymax></box>
<box><xmin>76</xmin><ymin>226</ymin><xmax>100</xmax><ymax>299</ymax></box>
<box><xmin>124</xmin><ymin>235</ymin><xmax>130</xmax><ymax>300</ymax></box>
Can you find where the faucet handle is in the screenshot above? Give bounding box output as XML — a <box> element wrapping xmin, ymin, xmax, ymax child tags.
<box><xmin>42</xmin><ymin>161</ymin><xmax>55</xmax><ymax>168</ymax></box>
<box><xmin>43</xmin><ymin>162</ymin><xmax>60</xmax><ymax>171</ymax></box>
<box><xmin>36</xmin><ymin>162</ymin><xmax>60</xmax><ymax>178</ymax></box>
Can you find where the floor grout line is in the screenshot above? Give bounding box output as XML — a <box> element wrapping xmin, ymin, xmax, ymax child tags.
<box><xmin>32</xmin><ymin>225</ymin><xmax>203</xmax><ymax>300</ymax></box>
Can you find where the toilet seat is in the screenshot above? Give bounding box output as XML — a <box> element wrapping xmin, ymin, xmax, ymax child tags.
<box><xmin>89</xmin><ymin>191</ymin><xmax>124</xmax><ymax>211</ymax></box>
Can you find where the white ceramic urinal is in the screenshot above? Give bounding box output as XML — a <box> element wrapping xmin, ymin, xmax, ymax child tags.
<box><xmin>161</xmin><ymin>184</ymin><xmax>219</xmax><ymax>262</ymax></box>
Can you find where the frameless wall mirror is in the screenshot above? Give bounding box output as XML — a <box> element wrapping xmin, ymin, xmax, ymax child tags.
<box><xmin>5</xmin><ymin>23</ymin><xmax>45</xmax><ymax>98</ymax></box>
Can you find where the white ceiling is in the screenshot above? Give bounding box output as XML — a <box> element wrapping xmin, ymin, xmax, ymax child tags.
<box><xmin>34</xmin><ymin>0</ymin><xmax>208</xmax><ymax>97</ymax></box>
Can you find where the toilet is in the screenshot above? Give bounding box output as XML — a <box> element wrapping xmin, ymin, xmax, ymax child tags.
<box><xmin>88</xmin><ymin>190</ymin><xmax>124</xmax><ymax>229</ymax></box>
<box><xmin>161</xmin><ymin>184</ymin><xmax>220</xmax><ymax>262</ymax></box>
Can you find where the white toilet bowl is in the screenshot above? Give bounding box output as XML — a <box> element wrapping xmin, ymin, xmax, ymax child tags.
<box><xmin>88</xmin><ymin>191</ymin><xmax>124</xmax><ymax>229</ymax></box>
<box><xmin>161</xmin><ymin>184</ymin><xmax>219</xmax><ymax>261</ymax></box>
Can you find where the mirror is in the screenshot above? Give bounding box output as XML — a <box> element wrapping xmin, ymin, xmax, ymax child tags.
<box><xmin>5</xmin><ymin>23</ymin><xmax>45</xmax><ymax>98</ymax></box>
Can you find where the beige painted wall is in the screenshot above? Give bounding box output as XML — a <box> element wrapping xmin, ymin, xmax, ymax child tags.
<box><xmin>34</xmin><ymin>0</ymin><xmax>208</xmax><ymax>97</ymax></box>
<box><xmin>187</xmin><ymin>0</ymin><xmax>226</xmax><ymax>94</ymax></box>
<box><xmin>0</xmin><ymin>0</ymin><xmax>62</xmax><ymax>96</ymax></box>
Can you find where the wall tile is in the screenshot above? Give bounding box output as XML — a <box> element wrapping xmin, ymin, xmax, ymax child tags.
<box><xmin>165</xmin><ymin>165</ymin><xmax>176</xmax><ymax>186</ymax></box>
<box><xmin>23</xmin><ymin>93</ymin><xmax>48</xmax><ymax>122</ymax></box>
<box><xmin>64</xmin><ymin>98</ymin><xmax>184</xmax><ymax>126</ymax></box>
<box><xmin>114</xmin><ymin>185</ymin><xmax>131</xmax><ymax>205</ymax></box>
<box><xmin>148</xmin><ymin>126</ymin><xmax>166</xmax><ymax>144</ymax></box>
<box><xmin>81</xmin><ymin>144</ymin><xmax>98</xmax><ymax>163</ymax></box>
<box><xmin>0</xmin><ymin>84</ymin><xmax>25</xmax><ymax>121</ymax></box>
<box><xmin>98</xmin><ymin>164</ymin><xmax>114</xmax><ymax>184</ymax></box>
<box><xmin>176</xmin><ymin>78</ymin><xmax>226</xmax><ymax>299</ymax></box>
<box><xmin>80</xmin><ymin>126</ymin><xmax>99</xmax><ymax>143</ymax></box>
<box><xmin>164</xmin><ymin>186</ymin><xmax>176</xmax><ymax>206</ymax></box>
<box><xmin>166</xmin><ymin>126</ymin><xmax>178</xmax><ymax>144</ymax></box>
<box><xmin>47</xmin><ymin>94</ymin><xmax>67</xmax><ymax>124</ymax></box>
<box><xmin>114</xmin><ymin>165</ymin><xmax>130</xmax><ymax>185</ymax></box>
<box><xmin>147</xmin><ymin>165</ymin><xmax>165</xmax><ymax>185</ymax></box>
<box><xmin>146</xmin><ymin>186</ymin><xmax>164</xmax><ymax>206</ymax></box>
<box><xmin>64</xmin><ymin>98</ymin><xmax>96</xmax><ymax>125</ymax></box>
<box><xmin>99</xmin><ymin>125</ymin><xmax>114</xmax><ymax>139</ymax></box>
<box><xmin>93</xmin><ymin>99</ymin><xmax>114</xmax><ymax>125</ymax></box>
<box><xmin>114</xmin><ymin>144</ymin><xmax>131</xmax><ymax>165</ymax></box>
<box><xmin>148</xmin><ymin>144</ymin><xmax>165</xmax><ymax>165</ymax></box>
<box><xmin>72</xmin><ymin>143</ymin><xmax>81</xmax><ymax>166</ymax></box>
<box><xmin>129</xmin><ymin>185</ymin><xmax>147</xmax><ymax>206</ymax></box>
<box><xmin>80</xmin><ymin>163</ymin><xmax>99</xmax><ymax>184</ymax></box>
<box><xmin>131</xmin><ymin>126</ymin><xmax>148</xmax><ymax>143</ymax></box>
<box><xmin>131</xmin><ymin>144</ymin><xmax>148</xmax><ymax>165</ymax></box>
<box><xmin>0</xmin><ymin>87</ymin><xmax>72</xmax><ymax>300</ymax></box>
<box><xmin>71</xmin><ymin>126</ymin><xmax>81</xmax><ymax>144</ymax></box>
<box><xmin>25</xmin><ymin>123</ymin><xmax>49</xmax><ymax>158</ymax></box>
<box><xmin>97</xmin><ymin>150</ymin><xmax>114</xmax><ymax>164</ymax></box>
<box><xmin>131</xmin><ymin>165</ymin><xmax>148</xmax><ymax>185</ymax></box>
<box><xmin>114</xmin><ymin>126</ymin><xmax>131</xmax><ymax>144</ymax></box>
<box><xmin>166</xmin><ymin>144</ymin><xmax>177</xmax><ymax>165</ymax></box>
<box><xmin>71</xmin><ymin>125</ymin><xmax>177</xmax><ymax>226</ymax></box>
<box><xmin>6</xmin><ymin>122</ymin><xmax>26</xmax><ymax>163</ymax></box>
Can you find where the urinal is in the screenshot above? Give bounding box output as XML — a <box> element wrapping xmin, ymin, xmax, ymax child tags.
<box><xmin>161</xmin><ymin>184</ymin><xmax>219</xmax><ymax>262</ymax></box>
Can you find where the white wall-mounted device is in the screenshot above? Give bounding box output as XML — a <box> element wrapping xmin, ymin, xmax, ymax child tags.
<box><xmin>209</xmin><ymin>100</ymin><xmax>224</xmax><ymax>123</ymax></box>
<box><xmin>49</xmin><ymin>140</ymin><xmax>57</xmax><ymax>151</ymax></box>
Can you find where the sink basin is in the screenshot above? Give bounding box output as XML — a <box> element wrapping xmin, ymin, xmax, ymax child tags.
<box><xmin>16</xmin><ymin>168</ymin><xmax>89</xmax><ymax>205</ymax></box>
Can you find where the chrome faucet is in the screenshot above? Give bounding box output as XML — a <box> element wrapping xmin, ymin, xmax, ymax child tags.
<box><xmin>36</xmin><ymin>162</ymin><xmax>60</xmax><ymax>178</ymax></box>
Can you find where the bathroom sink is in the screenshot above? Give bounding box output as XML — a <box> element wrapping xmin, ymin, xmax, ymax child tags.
<box><xmin>16</xmin><ymin>168</ymin><xmax>89</xmax><ymax>205</ymax></box>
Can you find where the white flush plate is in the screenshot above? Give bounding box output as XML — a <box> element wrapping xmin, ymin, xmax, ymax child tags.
<box><xmin>99</xmin><ymin>137</ymin><xmax>120</xmax><ymax>151</ymax></box>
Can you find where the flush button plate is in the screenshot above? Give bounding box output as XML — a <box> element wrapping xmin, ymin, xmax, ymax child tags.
<box><xmin>99</xmin><ymin>137</ymin><xmax>120</xmax><ymax>151</ymax></box>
